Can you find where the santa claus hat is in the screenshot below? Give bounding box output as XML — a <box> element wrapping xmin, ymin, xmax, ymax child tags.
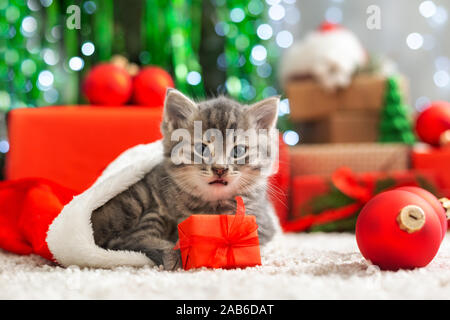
<box><xmin>45</xmin><ymin>141</ymin><xmax>165</xmax><ymax>267</ymax></box>
<box><xmin>0</xmin><ymin>141</ymin><xmax>166</xmax><ymax>268</ymax></box>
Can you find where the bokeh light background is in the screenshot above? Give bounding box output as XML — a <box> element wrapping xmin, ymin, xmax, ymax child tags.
<box><xmin>0</xmin><ymin>0</ymin><xmax>449</xmax><ymax>151</ymax></box>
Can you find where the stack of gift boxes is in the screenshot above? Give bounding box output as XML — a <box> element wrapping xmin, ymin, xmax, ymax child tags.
<box><xmin>280</xmin><ymin>23</ymin><xmax>449</xmax><ymax>233</ymax></box>
<box><xmin>283</xmin><ymin>75</ymin><xmax>443</xmax><ymax>232</ymax></box>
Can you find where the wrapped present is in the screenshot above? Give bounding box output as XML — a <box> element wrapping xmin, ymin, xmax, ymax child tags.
<box><xmin>282</xmin><ymin>168</ymin><xmax>439</xmax><ymax>233</ymax></box>
<box><xmin>286</xmin><ymin>74</ymin><xmax>410</xmax><ymax>143</ymax></box>
<box><xmin>412</xmin><ymin>144</ymin><xmax>450</xmax><ymax>197</ymax></box>
<box><xmin>286</xmin><ymin>74</ymin><xmax>409</xmax><ymax>121</ymax></box>
<box><xmin>289</xmin><ymin>143</ymin><xmax>411</xmax><ymax>177</ymax></box>
<box><xmin>295</xmin><ymin>110</ymin><xmax>380</xmax><ymax>143</ymax></box>
<box><xmin>176</xmin><ymin>197</ymin><xmax>261</xmax><ymax>270</ymax></box>
<box><xmin>6</xmin><ymin>106</ymin><xmax>163</xmax><ymax>192</ymax></box>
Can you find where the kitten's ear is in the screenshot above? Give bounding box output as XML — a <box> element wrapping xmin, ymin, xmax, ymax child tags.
<box><xmin>163</xmin><ymin>88</ymin><xmax>198</xmax><ymax>129</ymax></box>
<box><xmin>246</xmin><ymin>96</ymin><xmax>280</xmax><ymax>130</ymax></box>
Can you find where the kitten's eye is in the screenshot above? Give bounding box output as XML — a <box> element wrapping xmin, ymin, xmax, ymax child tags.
<box><xmin>231</xmin><ymin>145</ymin><xmax>247</xmax><ymax>159</ymax></box>
<box><xmin>194</xmin><ymin>143</ymin><xmax>211</xmax><ymax>159</ymax></box>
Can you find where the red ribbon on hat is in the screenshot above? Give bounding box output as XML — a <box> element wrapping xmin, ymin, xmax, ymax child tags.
<box><xmin>282</xmin><ymin>167</ymin><xmax>376</xmax><ymax>233</ymax></box>
<box><xmin>174</xmin><ymin>196</ymin><xmax>259</xmax><ymax>269</ymax></box>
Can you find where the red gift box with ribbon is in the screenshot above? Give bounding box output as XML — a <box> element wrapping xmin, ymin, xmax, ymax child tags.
<box><xmin>175</xmin><ymin>197</ymin><xmax>261</xmax><ymax>270</ymax></box>
<box><xmin>282</xmin><ymin>167</ymin><xmax>440</xmax><ymax>233</ymax></box>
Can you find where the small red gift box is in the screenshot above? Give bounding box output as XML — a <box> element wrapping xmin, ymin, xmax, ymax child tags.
<box><xmin>282</xmin><ymin>168</ymin><xmax>440</xmax><ymax>233</ymax></box>
<box><xmin>412</xmin><ymin>145</ymin><xmax>450</xmax><ymax>197</ymax></box>
<box><xmin>176</xmin><ymin>197</ymin><xmax>261</xmax><ymax>270</ymax></box>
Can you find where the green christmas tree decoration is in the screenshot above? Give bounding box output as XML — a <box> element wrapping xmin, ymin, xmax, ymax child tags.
<box><xmin>378</xmin><ymin>76</ymin><xmax>416</xmax><ymax>145</ymax></box>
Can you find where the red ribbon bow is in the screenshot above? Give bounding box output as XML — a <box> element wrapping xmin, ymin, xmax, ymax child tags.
<box><xmin>175</xmin><ymin>196</ymin><xmax>260</xmax><ymax>269</ymax></box>
<box><xmin>282</xmin><ymin>167</ymin><xmax>376</xmax><ymax>233</ymax></box>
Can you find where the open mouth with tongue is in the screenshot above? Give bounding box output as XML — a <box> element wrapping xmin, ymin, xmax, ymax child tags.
<box><xmin>208</xmin><ymin>179</ymin><xmax>228</xmax><ymax>186</ymax></box>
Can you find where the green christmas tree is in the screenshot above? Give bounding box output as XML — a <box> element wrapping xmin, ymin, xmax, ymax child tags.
<box><xmin>378</xmin><ymin>76</ymin><xmax>416</xmax><ymax>144</ymax></box>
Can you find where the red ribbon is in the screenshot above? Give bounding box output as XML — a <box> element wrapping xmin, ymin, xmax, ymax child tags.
<box><xmin>174</xmin><ymin>196</ymin><xmax>259</xmax><ymax>269</ymax></box>
<box><xmin>282</xmin><ymin>167</ymin><xmax>376</xmax><ymax>233</ymax></box>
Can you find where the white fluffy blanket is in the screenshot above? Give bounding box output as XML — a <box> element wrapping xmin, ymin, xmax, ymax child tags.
<box><xmin>2</xmin><ymin>232</ymin><xmax>450</xmax><ymax>299</ymax></box>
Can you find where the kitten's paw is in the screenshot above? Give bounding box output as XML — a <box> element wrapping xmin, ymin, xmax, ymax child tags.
<box><xmin>162</xmin><ymin>249</ymin><xmax>182</xmax><ymax>271</ymax></box>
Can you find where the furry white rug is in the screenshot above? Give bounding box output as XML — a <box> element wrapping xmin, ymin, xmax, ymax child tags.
<box><xmin>1</xmin><ymin>232</ymin><xmax>450</xmax><ymax>300</ymax></box>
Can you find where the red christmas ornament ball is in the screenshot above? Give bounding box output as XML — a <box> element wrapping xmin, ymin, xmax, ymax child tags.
<box><xmin>396</xmin><ymin>186</ymin><xmax>447</xmax><ymax>241</ymax></box>
<box><xmin>82</xmin><ymin>63</ymin><xmax>133</xmax><ymax>106</ymax></box>
<box><xmin>132</xmin><ymin>66</ymin><xmax>174</xmax><ymax>107</ymax></box>
<box><xmin>415</xmin><ymin>101</ymin><xmax>450</xmax><ymax>146</ymax></box>
<box><xmin>356</xmin><ymin>190</ymin><xmax>442</xmax><ymax>270</ymax></box>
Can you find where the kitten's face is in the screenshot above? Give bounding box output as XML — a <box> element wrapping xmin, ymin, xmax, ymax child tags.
<box><xmin>161</xmin><ymin>89</ymin><xmax>279</xmax><ymax>202</ymax></box>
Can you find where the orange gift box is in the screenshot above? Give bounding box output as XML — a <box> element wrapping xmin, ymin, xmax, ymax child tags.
<box><xmin>176</xmin><ymin>197</ymin><xmax>261</xmax><ymax>270</ymax></box>
<box><xmin>6</xmin><ymin>106</ymin><xmax>163</xmax><ymax>193</ymax></box>
<box><xmin>412</xmin><ymin>145</ymin><xmax>450</xmax><ymax>197</ymax></box>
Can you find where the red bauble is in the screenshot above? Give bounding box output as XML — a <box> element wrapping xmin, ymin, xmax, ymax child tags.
<box><xmin>416</xmin><ymin>101</ymin><xmax>450</xmax><ymax>146</ymax></box>
<box><xmin>396</xmin><ymin>186</ymin><xmax>447</xmax><ymax>241</ymax></box>
<box><xmin>356</xmin><ymin>190</ymin><xmax>442</xmax><ymax>270</ymax></box>
<box><xmin>82</xmin><ymin>64</ymin><xmax>133</xmax><ymax>106</ymax></box>
<box><xmin>132</xmin><ymin>66</ymin><xmax>174</xmax><ymax>107</ymax></box>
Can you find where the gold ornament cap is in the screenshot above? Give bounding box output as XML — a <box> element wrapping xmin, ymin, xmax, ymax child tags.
<box><xmin>397</xmin><ymin>205</ymin><xmax>426</xmax><ymax>233</ymax></box>
<box><xmin>439</xmin><ymin>198</ymin><xmax>450</xmax><ymax>220</ymax></box>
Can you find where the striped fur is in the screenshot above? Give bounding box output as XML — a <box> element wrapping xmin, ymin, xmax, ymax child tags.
<box><xmin>91</xmin><ymin>90</ymin><xmax>280</xmax><ymax>270</ymax></box>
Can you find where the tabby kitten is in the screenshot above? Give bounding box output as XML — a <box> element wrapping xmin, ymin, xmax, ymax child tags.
<box><xmin>91</xmin><ymin>89</ymin><xmax>280</xmax><ymax>270</ymax></box>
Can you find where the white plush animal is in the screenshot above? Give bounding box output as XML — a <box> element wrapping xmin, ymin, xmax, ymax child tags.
<box><xmin>279</xmin><ymin>22</ymin><xmax>367</xmax><ymax>91</ymax></box>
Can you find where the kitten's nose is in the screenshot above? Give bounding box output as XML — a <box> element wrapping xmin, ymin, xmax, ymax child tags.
<box><xmin>212</xmin><ymin>166</ymin><xmax>228</xmax><ymax>177</ymax></box>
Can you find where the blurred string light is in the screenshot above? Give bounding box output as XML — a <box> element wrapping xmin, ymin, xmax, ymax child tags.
<box><xmin>251</xmin><ymin>45</ymin><xmax>267</xmax><ymax>62</ymax></box>
<box><xmin>276</xmin><ymin>30</ymin><xmax>293</xmax><ymax>48</ymax></box>
<box><xmin>406</xmin><ymin>32</ymin><xmax>424</xmax><ymax>50</ymax></box>
<box><xmin>432</xmin><ymin>6</ymin><xmax>448</xmax><ymax>24</ymax></box>
<box><xmin>416</xmin><ymin>1</ymin><xmax>449</xmax><ymax>90</ymax></box>
<box><xmin>418</xmin><ymin>1</ymin><xmax>448</xmax><ymax>26</ymax></box>
<box><xmin>415</xmin><ymin>96</ymin><xmax>432</xmax><ymax>111</ymax></box>
<box><xmin>27</xmin><ymin>0</ymin><xmax>40</xmax><ymax>11</ymax></box>
<box><xmin>68</xmin><ymin>57</ymin><xmax>84</xmax><ymax>71</ymax></box>
<box><xmin>419</xmin><ymin>1</ymin><xmax>437</xmax><ymax>18</ymax></box>
<box><xmin>283</xmin><ymin>130</ymin><xmax>299</xmax><ymax>146</ymax></box>
<box><xmin>81</xmin><ymin>42</ymin><xmax>95</xmax><ymax>56</ymax></box>
<box><xmin>434</xmin><ymin>70</ymin><xmax>450</xmax><ymax>88</ymax></box>
<box><xmin>257</xmin><ymin>24</ymin><xmax>273</xmax><ymax>40</ymax></box>
<box><xmin>248</xmin><ymin>0</ymin><xmax>264</xmax><ymax>15</ymax></box>
<box><xmin>21</xmin><ymin>59</ymin><xmax>37</xmax><ymax>76</ymax></box>
<box><xmin>226</xmin><ymin>76</ymin><xmax>241</xmax><ymax>96</ymax></box>
<box><xmin>0</xmin><ymin>140</ymin><xmax>10</xmax><ymax>154</ymax></box>
<box><xmin>83</xmin><ymin>1</ymin><xmax>97</xmax><ymax>14</ymax></box>
<box><xmin>40</xmin><ymin>0</ymin><xmax>53</xmax><ymax>8</ymax></box>
<box><xmin>0</xmin><ymin>92</ymin><xmax>11</xmax><ymax>112</ymax></box>
<box><xmin>43</xmin><ymin>88</ymin><xmax>59</xmax><ymax>103</ymax></box>
<box><xmin>278</xmin><ymin>98</ymin><xmax>290</xmax><ymax>116</ymax></box>
<box><xmin>42</xmin><ymin>48</ymin><xmax>59</xmax><ymax>65</ymax></box>
<box><xmin>37</xmin><ymin>70</ymin><xmax>54</xmax><ymax>89</ymax></box>
<box><xmin>230</xmin><ymin>8</ymin><xmax>245</xmax><ymax>23</ymax></box>
<box><xmin>20</xmin><ymin>16</ymin><xmax>37</xmax><ymax>37</ymax></box>
<box><xmin>268</xmin><ymin>4</ymin><xmax>285</xmax><ymax>21</ymax></box>
<box><xmin>186</xmin><ymin>71</ymin><xmax>202</xmax><ymax>86</ymax></box>
<box><xmin>256</xmin><ymin>63</ymin><xmax>272</xmax><ymax>78</ymax></box>
<box><xmin>262</xmin><ymin>86</ymin><xmax>277</xmax><ymax>97</ymax></box>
